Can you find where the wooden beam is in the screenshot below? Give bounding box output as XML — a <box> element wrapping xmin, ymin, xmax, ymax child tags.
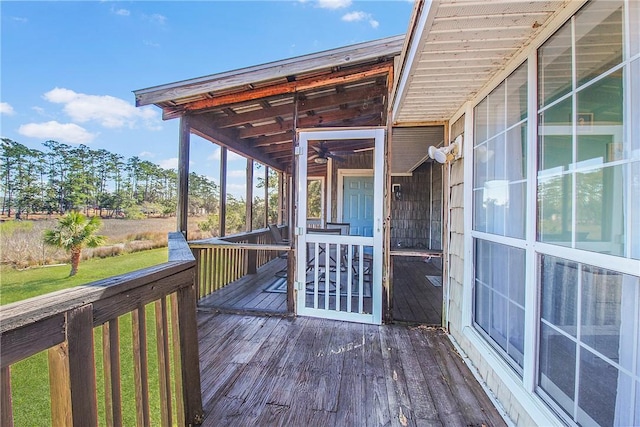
<box><xmin>177</xmin><ymin>116</ymin><xmax>190</xmax><ymax>235</ymax></box>
<box><xmin>237</xmin><ymin>105</ymin><xmax>384</xmax><ymax>139</ymax></box>
<box><xmin>277</xmin><ymin>172</ymin><xmax>284</xmax><ymax>225</ymax></box>
<box><xmin>188</xmin><ymin>115</ymin><xmax>284</xmax><ymax>172</ymax></box>
<box><xmin>173</xmin><ymin>62</ymin><xmax>392</xmax><ymax>114</ymax></box>
<box><xmin>219</xmin><ymin>147</ymin><xmax>227</xmax><ymax>237</ymax></box>
<box><xmin>208</xmin><ymin>84</ymin><xmax>386</xmax><ymax>128</ymax></box>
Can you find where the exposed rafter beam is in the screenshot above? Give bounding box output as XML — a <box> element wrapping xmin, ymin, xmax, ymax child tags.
<box><xmin>188</xmin><ymin>115</ymin><xmax>285</xmax><ymax>172</ymax></box>
<box><xmin>237</xmin><ymin>105</ymin><xmax>384</xmax><ymax>139</ymax></box>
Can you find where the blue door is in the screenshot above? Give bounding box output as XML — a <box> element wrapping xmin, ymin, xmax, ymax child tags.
<box><xmin>342</xmin><ymin>176</ymin><xmax>374</xmax><ymax>237</ymax></box>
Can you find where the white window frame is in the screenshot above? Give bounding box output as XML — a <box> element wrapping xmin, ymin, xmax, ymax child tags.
<box><xmin>459</xmin><ymin>1</ymin><xmax>640</xmax><ymax>426</ymax></box>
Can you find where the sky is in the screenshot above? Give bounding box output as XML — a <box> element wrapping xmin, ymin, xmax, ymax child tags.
<box><xmin>1</xmin><ymin>0</ymin><xmax>414</xmax><ymax>196</ymax></box>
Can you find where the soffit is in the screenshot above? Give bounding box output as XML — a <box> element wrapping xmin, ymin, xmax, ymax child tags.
<box><xmin>394</xmin><ymin>0</ymin><xmax>573</xmax><ymax>124</ymax></box>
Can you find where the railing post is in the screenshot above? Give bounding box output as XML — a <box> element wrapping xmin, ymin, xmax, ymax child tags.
<box><xmin>1</xmin><ymin>366</ymin><xmax>14</xmax><ymax>427</ymax></box>
<box><xmin>176</xmin><ymin>278</ymin><xmax>203</xmax><ymax>425</ymax></box>
<box><xmin>49</xmin><ymin>305</ymin><xmax>98</xmax><ymax>427</ymax></box>
<box><xmin>247</xmin><ymin>235</ymin><xmax>258</xmax><ymax>274</ymax></box>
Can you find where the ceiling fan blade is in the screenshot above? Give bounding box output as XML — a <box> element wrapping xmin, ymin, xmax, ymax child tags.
<box><xmin>310</xmin><ymin>145</ymin><xmax>323</xmax><ymax>154</ymax></box>
<box><xmin>326</xmin><ymin>152</ymin><xmax>346</xmax><ymax>162</ymax></box>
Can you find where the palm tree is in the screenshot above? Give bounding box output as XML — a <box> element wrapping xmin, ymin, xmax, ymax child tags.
<box><xmin>44</xmin><ymin>212</ymin><xmax>106</xmax><ymax>276</ymax></box>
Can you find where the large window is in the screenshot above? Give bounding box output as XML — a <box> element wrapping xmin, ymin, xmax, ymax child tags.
<box><xmin>472</xmin><ymin>62</ymin><xmax>528</xmax><ymax>372</ymax></box>
<box><xmin>539</xmin><ymin>255</ymin><xmax>640</xmax><ymax>426</ymax></box>
<box><xmin>537</xmin><ymin>0</ymin><xmax>634</xmax><ymax>257</ymax></box>
<box><xmin>470</xmin><ymin>1</ymin><xmax>640</xmax><ymax>425</ymax></box>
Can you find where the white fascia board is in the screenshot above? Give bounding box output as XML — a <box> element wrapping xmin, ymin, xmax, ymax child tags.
<box><xmin>392</xmin><ymin>0</ymin><xmax>439</xmax><ymax>124</ymax></box>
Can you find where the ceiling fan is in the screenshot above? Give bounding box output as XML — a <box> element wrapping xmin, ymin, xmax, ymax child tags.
<box><xmin>309</xmin><ymin>141</ymin><xmax>346</xmax><ymax>164</ymax></box>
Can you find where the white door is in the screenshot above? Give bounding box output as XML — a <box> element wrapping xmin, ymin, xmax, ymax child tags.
<box><xmin>296</xmin><ymin>128</ymin><xmax>384</xmax><ymax>325</ymax></box>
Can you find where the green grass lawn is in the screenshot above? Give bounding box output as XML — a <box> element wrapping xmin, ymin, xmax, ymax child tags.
<box><xmin>0</xmin><ymin>248</ymin><xmax>168</xmax><ymax>305</ymax></box>
<box><xmin>1</xmin><ymin>248</ymin><xmax>174</xmax><ymax>426</ymax></box>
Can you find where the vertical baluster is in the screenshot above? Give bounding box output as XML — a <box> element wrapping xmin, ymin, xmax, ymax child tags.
<box><xmin>1</xmin><ymin>366</ymin><xmax>13</xmax><ymax>427</ymax></box>
<box><xmin>103</xmin><ymin>319</ymin><xmax>123</xmax><ymax>427</ymax></box>
<box><xmin>155</xmin><ymin>298</ymin><xmax>173</xmax><ymax>427</ymax></box>
<box><xmin>132</xmin><ymin>305</ymin><xmax>150</xmax><ymax>427</ymax></box>
<box><xmin>169</xmin><ymin>294</ymin><xmax>185</xmax><ymax>425</ymax></box>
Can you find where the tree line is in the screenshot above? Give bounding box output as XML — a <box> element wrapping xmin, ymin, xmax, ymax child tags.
<box><xmin>1</xmin><ymin>138</ymin><xmax>278</xmax><ymax>233</ymax></box>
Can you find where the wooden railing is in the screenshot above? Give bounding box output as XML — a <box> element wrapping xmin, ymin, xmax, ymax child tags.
<box><xmin>0</xmin><ymin>232</ymin><xmax>203</xmax><ymax>427</ymax></box>
<box><xmin>190</xmin><ymin>226</ymin><xmax>289</xmax><ymax>300</ymax></box>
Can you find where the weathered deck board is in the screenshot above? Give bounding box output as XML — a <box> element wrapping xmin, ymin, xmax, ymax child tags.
<box><xmin>198</xmin><ymin>256</ymin><xmax>441</xmax><ymax>324</ymax></box>
<box><xmin>198</xmin><ymin>312</ymin><xmax>505</xmax><ymax>427</ymax></box>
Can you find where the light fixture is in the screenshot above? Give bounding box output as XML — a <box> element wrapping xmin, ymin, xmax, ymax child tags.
<box><xmin>428</xmin><ymin>135</ymin><xmax>462</xmax><ymax>164</ymax></box>
<box><xmin>392</xmin><ymin>184</ymin><xmax>402</xmax><ymax>200</ymax></box>
<box><xmin>314</xmin><ymin>156</ymin><xmax>328</xmax><ymax>164</ymax></box>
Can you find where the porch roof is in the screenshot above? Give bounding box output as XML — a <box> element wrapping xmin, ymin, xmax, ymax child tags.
<box><xmin>134</xmin><ymin>36</ymin><xmax>404</xmax><ymax>175</ymax></box>
<box><xmin>392</xmin><ymin>0</ymin><xmax>573</xmax><ymax>125</ymax></box>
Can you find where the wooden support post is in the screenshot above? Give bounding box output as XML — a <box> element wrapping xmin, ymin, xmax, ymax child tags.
<box><xmin>2</xmin><ymin>366</ymin><xmax>14</xmax><ymax>427</ymax></box>
<box><xmin>383</xmin><ymin>67</ymin><xmax>394</xmax><ymax>323</ymax></box>
<box><xmin>219</xmin><ymin>147</ymin><xmax>227</xmax><ymax>237</ymax></box>
<box><xmin>176</xmin><ymin>282</ymin><xmax>204</xmax><ymax>426</ymax></box>
<box><xmin>177</xmin><ymin>115</ymin><xmax>191</xmax><ymax>236</ymax></box>
<box><xmin>264</xmin><ymin>166</ymin><xmax>269</xmax><ymax>228</ymax></box>
<box><xmin>277</xmin><ymin>172</ymin><xmax>284</xmax><ymax>225</ymax></box>
<box><xmin>245</xmin><ymin>158</ymin><xmax>253</xmax><ymax>232</ymax></box>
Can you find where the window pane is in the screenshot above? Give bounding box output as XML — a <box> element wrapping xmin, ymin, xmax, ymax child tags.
<box><xmin>540</xmin><ymin>255</ymin><xmax>578</xmax><ymax>336</ymax></box>
<box><xmin>632</xmin><ymin>161</ymin><xmax>640</xmax><ymax>260</ymax></box>
<box><xmin>474</xmin><ymin>240</ymin><xmax>525</xmax><ymax>371</ymax></box>
<box><xmin>575</xmin><ymin>0</ymin><xmax>623</xmax><ymax>88</ymax></box>
<box><xmin>474</xmin><ymin>142</ymin><xmax>489</xmax><ymax>188</ymax></box>
<box><xmin>473</xmin><ymin>189</ymin><xmax>487</xmax><ymax>233</ymax></box>
<box><xmin>487</xmin><ymin>81</ymin><xmax>506</xmax><ymax>138</ymax></box>
<box><xmin>475</xmin><ymin>98</ymin><xmax>488</xmax><ymax>144</ymax></box>
<box><xmin>539</xmin><ymin>323</ymin><xmax>576</xmax><ymax>407</ymax></box>
<box><xmin>539</xmin><ymin>20</ymin><xmax>572</xmax><ymax>107</ymax></box>
<box><xmin>538</xmin><ymin>174</ymin><xmax>572</xmax><ymax>246</ymax></box>
<box><xmin>538</xmin><ymin>97</ymin><xmax>573</xmax><ymax>172</ymax></box>
<box><xmin>632</xmin><ymin>0</ymin><xmax>640</xmax><ymax>57</ymax></box>
<box><xmin>505</xmin><ymin>182</ymin><xmax>526</xmax><ymax>239</ymax></box>
<box><xmin>576</xmin><ymin>69</ymin><xmax>623</xmax><ymax>165</ymax></box>
<box><xmin>632</xmin><ymin>60</ymin><xmax>640</xmax><ymax>160</ymax></box>
<box><xmin>483</xmin><ymin>180</ymin><xmax>507</xmax><ymax>235</ymax></box>
<box><xmin>506</xmin><ymin>62</ymin><xmax>528</xmax><ymax>127</ymax></box>
<box><xmin>580</xmin><ymin>266</ymin><xmax>622</xmax><ymax>359</ymax></box>
<box><xmin>506</xmin><ymin>123</ymin><xmax>527</xmax><ymax>181</ymax></box>
<box><xmin>575</xmin><ymin>165</ymin><xmax>625</xmax><ymax>256</ymax></box>
<box><xmin>577</xmin><ymin>348</ymin><xmax>617</xmax><ymax>427</ymax></box>
<box><xmin>487</xmin><ymin>134</ymin><xmax>505</xmax><ymax>181</ymax></box>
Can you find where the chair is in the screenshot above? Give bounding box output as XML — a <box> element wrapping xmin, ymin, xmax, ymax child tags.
<box><xmin>306</xmin><ymin>228</ymin><xmax>341</xmax><ymax>283</ymax></box>
<box><xmin>326</xmin><ymin>222</ymin><xmax>350</xmax><ymax>235</ymax></box>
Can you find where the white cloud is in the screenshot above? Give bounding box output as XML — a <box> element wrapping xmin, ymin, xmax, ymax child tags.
<box><xmin>0</xmin><ymin>102</ymin><xmax>15</xmax><ymax>115</ymax></box>
<box><xmin>11</xmin><ymin>16</ymin><xmax>28</xmax><ymax>23</ymax></box>
<box><xmin>227</xmin><ymin>183</ymin><xmax>247</xmax><ymax>195</ymax></box>
<box><xmin>342</xmin><ymin>11</ymin><xmax>379</xmax><ymax>28</ymax></box>
<box><xmin>143</xmin><ymin>40</ymin><xmax>161</xmax><ymax>48</ymax></box>
<box><xmin>317</xmin><ymin>0</ymin><xmax>351</xmax><ymax>9</ymax></box>
<box><xmin>18</xmin><ymin>121</ymin><xmax>96</xmax><ymax>144</ymax></box>
<box><xmin>139</xmin><ymin>151</ymin><xmax>156</xmax><ymax>158</ymax></box>
<box><xmin>144</xmin><ymin>13</ymin><xmax>167</xmax><ymax>25</ymax></box>
<box><xmin>207</xmin><ymin>147</ymin><xmax>244</xmax><ymax>162</ymax></box>
<box><xmin>112</xmin><ymin>7</ymin><xmax>130</xmax><ymax>16</ymax></box>
<box><xmin>158</xmin><ymin>157</ymin><xmax>178</xmax><ymax>169</ymax></box>
<box><xmin>227</xmin><ymin>169</ymin><xmax>246</xmax><ymax>178</ymax></box>
<box><xmin>43</xmin><ymin>87</ymin><xmax>161</xmax><ymax>130</ymax></box>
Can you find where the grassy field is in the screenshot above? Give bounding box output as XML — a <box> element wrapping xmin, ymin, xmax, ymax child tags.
<box><xmin>1</xmin><ymin>248</ymin><xmax>174</xmax><ymax>426</ymax></box>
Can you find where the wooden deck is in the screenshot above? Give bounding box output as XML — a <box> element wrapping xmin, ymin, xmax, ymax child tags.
<box><xmin>196</xmin><ymin>311</ymin><xmax>506</xmax><ymax>426</ymax></box>
<box><xmin>197</xmin><ymin>257</ymin><xmax>442</xmax><ymax>324</ymax></box>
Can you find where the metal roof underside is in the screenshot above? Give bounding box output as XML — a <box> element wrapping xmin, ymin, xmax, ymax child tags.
<box><xmin>134</xmin><ymin>36</ymin><xmax>404</xmax><ymax>175</ymax></box>
<box><xmin>393</xmin><ymin>0</ymin><xmax>573</xmax><ymax>124</ymax></box>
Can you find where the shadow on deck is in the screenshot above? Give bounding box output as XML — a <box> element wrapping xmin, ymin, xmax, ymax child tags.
<box><xmin>197</xmin><ymin>257</ymin><xmax>443</xmax><ymax>325</ymax></box>
<box><xmin>197</xmin><ymin>311</ymin><xmax>506</xmax><ymax>426</ymax></box>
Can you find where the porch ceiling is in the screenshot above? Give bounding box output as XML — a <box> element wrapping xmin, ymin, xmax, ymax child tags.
<box><xmin>393</xmin><ymin>0</ymin><xmax>573</xmax><ymax>125</ymax></box>
<box><xmin>134</xmin><ymin>36</ymin><xmax>403</xmax><ymax>175</ymax></box>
